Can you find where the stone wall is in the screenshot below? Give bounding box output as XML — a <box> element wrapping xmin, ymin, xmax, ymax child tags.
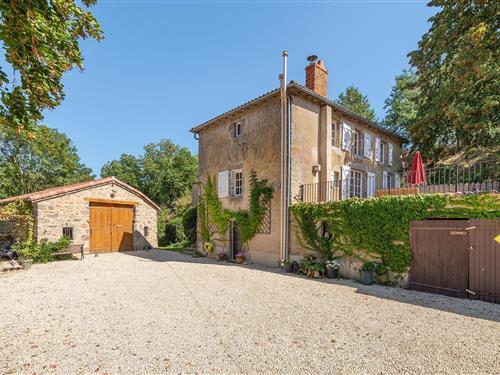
<box><xmin>197</xmin><ymin>96</ymin><xmax>282</xmax><ymax>266</ymax></box>
<box><xmin>35</xmin><ymin>183</ymin><xmax>158</xmax><ymax>252</ymax></box>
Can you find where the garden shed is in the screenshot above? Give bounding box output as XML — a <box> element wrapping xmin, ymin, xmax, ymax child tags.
<box><xmin>0</xmin><ymin>177</ymin><xmax>159</xmax><ymax>253</ymax></box>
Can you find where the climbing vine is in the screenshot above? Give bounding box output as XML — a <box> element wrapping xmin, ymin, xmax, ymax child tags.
<box><xmin>292</xmin><ymin>193</ymin><xmax>499</xmax><ymax>274</ymax></box>
<box><xmin>233</xmin><ymin>171</ymin><xmax>274</xmax><ymax>244</ymax></box>
<box><xmin>0</xmin><ymin>200</ymin><xmax>34</xmax><ymax>242</ymax></box>
<box><xmin>198</xmin><ymin>170</ymin><xmax>274</xmax><ymax>247</ymax></box>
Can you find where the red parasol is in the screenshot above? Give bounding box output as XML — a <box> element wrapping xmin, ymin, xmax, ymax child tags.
<box><xmin>408</xmin><ymin>151</ymin><xmax>427</xmax><ymax>185</ymax></box>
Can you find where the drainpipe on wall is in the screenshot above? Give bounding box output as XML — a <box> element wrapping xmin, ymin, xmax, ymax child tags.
<box><xmin>279</xmin><ymin>51</ymin><xmax>289</xmax><ymax>261</ymax></box>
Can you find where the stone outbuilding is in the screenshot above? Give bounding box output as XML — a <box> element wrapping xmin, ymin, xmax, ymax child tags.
<box><xmin>0</xmin><ymin>177</ymin><xmax>159</xmax><ymax>253</ymax></box>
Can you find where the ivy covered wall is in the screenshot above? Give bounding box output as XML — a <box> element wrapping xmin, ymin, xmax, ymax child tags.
<box><xmin>292</xmin><ymin>194</ymin><xmax>499</xmax><ymax>274</ymax></box>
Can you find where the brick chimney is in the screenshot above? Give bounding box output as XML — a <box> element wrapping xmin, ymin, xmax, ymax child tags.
<box><xmin>305</xmin><ymin>57</ymin><xmax>328</xmax><ymax>97</ymax></box>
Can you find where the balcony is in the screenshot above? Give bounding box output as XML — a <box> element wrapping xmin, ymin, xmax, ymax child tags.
<box><xmin>298</xmin><ymin>159</ymin><xmax>499</xmax><ymax>203</ymax></box>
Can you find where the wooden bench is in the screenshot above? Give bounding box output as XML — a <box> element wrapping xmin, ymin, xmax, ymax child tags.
<box><xmin>53</xmin><ymin>243</ymin><xmax>84</xmax><ymax>260</ymax></box>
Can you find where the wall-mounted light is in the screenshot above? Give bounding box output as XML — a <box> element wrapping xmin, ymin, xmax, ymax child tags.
<box><xmin>312</xmin><ymin>164</ymin><xmax>322</xmax><ymax>176</ymax></box>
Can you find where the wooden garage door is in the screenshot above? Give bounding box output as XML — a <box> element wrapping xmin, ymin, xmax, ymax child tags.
<box><xmin>89</xmin><ymin>202</ymin><xmax>134</xmax><ymax>253</ymax></box>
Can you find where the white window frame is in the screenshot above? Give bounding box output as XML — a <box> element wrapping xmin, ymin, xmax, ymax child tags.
<box><xmin>349</xmin><ymin>170</ymin><xmax>363</xmax><ymax>198</ymax></box>
<box><xmin>379</xmin><ymin>141</ymin><xmax>386</xmax><ymax>164</ymax></box>
<box><xmin>352</xmin><ymin>129</ymin><xmax>363</xmax><ymax>157</ymax></box>
<box><xmin>341</xmin><ymin>122</ymin><xmax>352</xmax><ymax>151</ymax></box>
<box><xmin>388</xmin><ymin>143</ymin><xmax>393</xmax><ymax>166</ymax></box>
<box><xmin>367</xmin><ymin>172</ymin><xmax>376</xmax><ymax>197</ymax></box>
<box><xmin>231</xmin><ymin>169</ymin><xmax>243</xmax><ymax>197</ymax></box>
<box><xmin>364</xmin><ymin>133</ymin><xmax>372</xmax><ymax>159</ymax></box>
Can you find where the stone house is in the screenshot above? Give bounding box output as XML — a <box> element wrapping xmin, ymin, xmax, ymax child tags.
<box><xmin>191</xmin><ymin>58</ymin><xmax>407</xmax><ymax>266</ymax></box>
<box><xmin>0</xmin><ymin>177</ymin><xmax>159</xmax><ymax>253</ymax></box>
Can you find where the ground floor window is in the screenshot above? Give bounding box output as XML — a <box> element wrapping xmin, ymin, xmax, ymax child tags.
<box><xmin>349</xmin><ymin>170</ymin><xmax>362</xmax><ymax>198</ymax></box>
<box><xmin>63</xmin><ymin>227</ymin><xmax>74</xmax><ymax>240</ymax></box>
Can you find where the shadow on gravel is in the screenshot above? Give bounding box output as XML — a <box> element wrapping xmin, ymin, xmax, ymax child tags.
<box><xmin>354</xmin><ymin>284</ymin><xmax>500</xmax><ymax>323</ymax></box>
<box><xmin>123</xmin><ymin>249</ymin><xmax>500</xmax><ymax>323</ymax></box>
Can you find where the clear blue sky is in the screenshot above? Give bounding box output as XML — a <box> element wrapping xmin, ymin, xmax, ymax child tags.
<box><xmin>40</xmin><ymin>0</ymin><xmax>435</xmax><ymax>175</ymax></box>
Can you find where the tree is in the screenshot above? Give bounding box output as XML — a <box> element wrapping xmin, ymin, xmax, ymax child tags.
<box><xmin>0</xmin><ymin>125</ymin><xmax>94</xmax><ymax>198</ymax></box>
<box><xmin>336</xmin><ymin>86</ymin><xmax>377</xmax><ymax>122</ymax></box>
<box><xmin>382</xmin><ymin>69</ymin><xmax>418</xmax><ymax>139</ymax></box>
<box><xmin>408</xmin><ymin>0</ymin><xmax>499</xmax><ymax>159</ymax></box>
<box><xmin>101</xmin><ymin>139</ymin><xmax>198</xmax><ymax>209</ymax></box>
<box><xmin>0</xmin><ymin>1</ymin><xmax>103</xmax><ymax>132</ymax></box>
<box><xmin>101</xmin><ymin>154</ymin><xmax>142</xmax><ymax>190</ymax></box>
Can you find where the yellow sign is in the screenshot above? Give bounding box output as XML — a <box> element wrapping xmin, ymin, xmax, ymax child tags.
<box><xmin>495</xmin><ymin>234</ymin><xmax>500</xmax><ymax>244</ymax></box>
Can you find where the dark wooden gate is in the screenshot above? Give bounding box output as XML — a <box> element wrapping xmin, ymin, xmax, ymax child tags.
<box><xmin>409</xmin><ymin>219</ymin><xmax>500</xmax><ymax>304</ymax></box>
<box><xmin>409</xmin><ymin>220</ymin><xmax>471</xmax><ymax>298</ymax></box>
<box><xmin>468</xmin><ymin>219</ymin><xmax>500</xmax><ymax>303</ymax></box>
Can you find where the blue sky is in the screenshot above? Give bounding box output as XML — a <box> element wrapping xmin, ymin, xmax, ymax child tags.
<box><xmin>40</xmin><ymin>0</ymin><xmax>435</xmax><ymax>175</ymax></box>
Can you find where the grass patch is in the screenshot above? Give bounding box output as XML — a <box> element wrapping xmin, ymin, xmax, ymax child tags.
<box><xmin>158</xmin><ymin>240</ymin><xmax>191</xmax><ymax>252</ymax></box>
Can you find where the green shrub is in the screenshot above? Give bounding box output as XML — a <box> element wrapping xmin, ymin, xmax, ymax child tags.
<box><xmin>163</xmin><ymin>215</ymin><xmax>186</xmax><ymax>245</ymax></box>
<box><xmin>182</xmin><ymin>206</ymin><xmax>197</xmax><ymax>245</ymax></box>
<box><xmin>13</xmin><ymin>236</ymin><xmax>71</xmax><ymax>263</ymax></box>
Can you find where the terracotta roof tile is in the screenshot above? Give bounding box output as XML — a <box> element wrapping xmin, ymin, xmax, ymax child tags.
<box><xmin>0</xmin><ymin>177</ymin><xmax>160</xmax><ymax>211</ymax></box>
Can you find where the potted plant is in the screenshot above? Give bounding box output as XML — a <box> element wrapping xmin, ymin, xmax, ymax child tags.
<box><xmin>12</xmin><ymin>241</ymin><xmax>33</xmax><ymax>270</ymax></box>
<box><xmin>279</xmin><ymin>259</ymin><xmax>294</xmax><ymax>273</ymax></box>
<box><xmin>217</xmin><ymin>251</ymin><xmax>227</xmax><ymax>261</ymax></box>
<box><xmin>359</xmin><ymin>262</ymin><xmax>377</xmax><ymax>285</ymax></box>
<box><xmin>325</xmin><ymin>259</ymin><xmax>340</xmax><ymax>279</ymax></box>
<box><xmin>299</xmin><ymin>255</ymin><xmax>325</xmax><ymax>278</ymax></box>
<box><xmin>235</xmin><ymin>251</ymin><xmax>245</xmax><ymax>264</ymax></box>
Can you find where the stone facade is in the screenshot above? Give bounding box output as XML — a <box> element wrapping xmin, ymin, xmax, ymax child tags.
<box><xmin>194</xmin><ymin>82</ymin><xmax>406</xmax><ymax>267</ymax></box>
<box><xmin>34</xmin><ymin>182</ymin><xmax>158</xmax><ymax>252</ymax></box>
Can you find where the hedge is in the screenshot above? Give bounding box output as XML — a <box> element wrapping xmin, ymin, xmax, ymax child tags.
<box><xmin>291</xmin><ymin>193</ymin><xmax>499</xmax><ymax>273</ymax></box>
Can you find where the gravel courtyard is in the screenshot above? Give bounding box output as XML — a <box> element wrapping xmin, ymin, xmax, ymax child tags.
<box><xmin>1</xmin><ymin>250</ymin><xmax>499</xmax><ymax>374</ymax></box>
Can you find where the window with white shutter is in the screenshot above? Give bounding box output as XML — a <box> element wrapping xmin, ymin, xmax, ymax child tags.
<box><xmin>388</xmin><ymin>143</ymin><xmax>393</xmax><ymax>166</ymax></box>
<box><xmin>364</xmin><ymin>133</ymin><xmax>372</xmax><ymax>159</ymax></box>
<box><xmin>374</xmin><ymin>137</ymin><xmax>381</xmax><ymax>162</ymax></box>
<box><xmin>382</xmin><ymin>171</ymin><xmax>388</xmax><ymax>189</ymax></box>
<box><xmin>367</xmin><ymin>172</ymin><xmax>375</xmax><ymax>197</ymax></box>
<box><xmin>341</xmin><ymin>123</ymin><xmax>352</xmax><ymax>151</ymax></box>
<box><xmin>341</xmin><ymin>166</ymin><xmax>351</xmax><ymax>200</ymax></box>
<box><xmin>218</xmin><ymin>170</ymin><xmax>229</xmax><ymax>198</ymax></box>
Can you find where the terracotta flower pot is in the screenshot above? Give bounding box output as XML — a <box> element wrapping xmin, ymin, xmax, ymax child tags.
<box><xmin>235</xmin><ymin>256</ymin><xmax>244</xmax><ymax>264</ymax></box>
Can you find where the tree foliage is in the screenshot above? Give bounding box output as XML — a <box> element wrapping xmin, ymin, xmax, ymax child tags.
<box><xmin>0</xmin><ymin>0</ymin><xmax>103</xmax><ymax>132</ymax></box>
<box><xmin>336</xmin><ymin>86</ymin><xmax>377</xmax><ymax>122</ymax></box>
<box><xmin>382</xmin><ymin>69</ymin><xmax>418</xmax><ymax>140</ymax></box>
<box><xmin>408</xmin><ymin>0</ymin><xmax>500</xmax><ymax>159</ymax></box>
<box><xmin>0</xmin><ymin>125</ymin><xmax>94</xmax><ymax>198</ymax></box>
<box><xmin>101</xmin><ymin>139</ymin><xmax>198</xmax><ymax>209</ymax></box>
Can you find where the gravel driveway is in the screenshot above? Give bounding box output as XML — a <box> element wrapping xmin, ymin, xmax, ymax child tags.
<box><xmin>1</xmin><ymin>250</ymin><xmax>499</xmax><ymax>374</ymax></box>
